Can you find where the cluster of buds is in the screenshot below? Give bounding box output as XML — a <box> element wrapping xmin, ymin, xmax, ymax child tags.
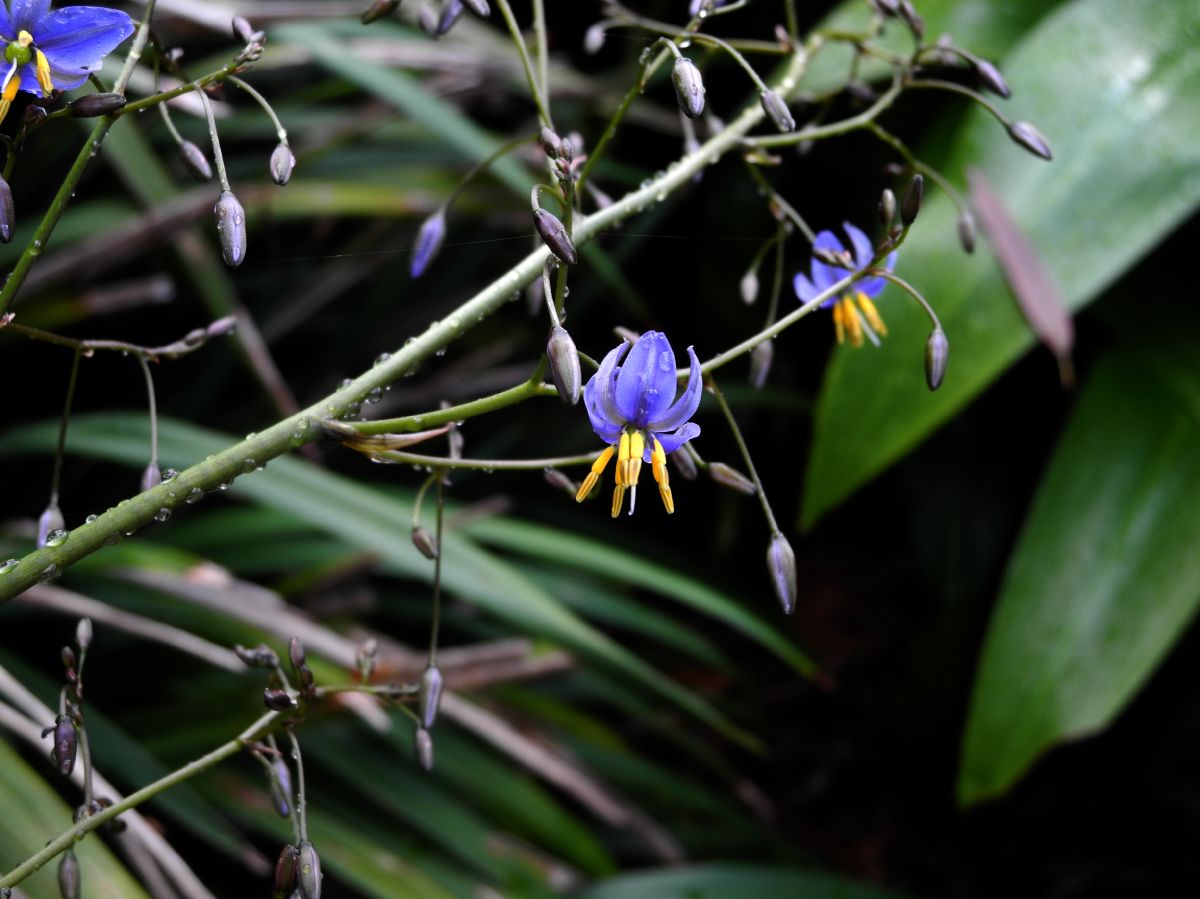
<box><xmin>232</xmin><ymin>15</ymin><xmax>266</xmax><ymax>65</ymax></box>
<box><xmin>289</xmin><ymin>637</ymin><xmax>316</xmax><ymax>701</ymax></box>
<box><xmin>274</xmin><ymin>840</ymin><xmax>322</xmax><ymax>899</ymax></box>
<box><xmin>416</xmin><ymin>0</ymin><xmax>491</xmax><ymax>37</ymax></box>
<box><xmin>871</xmin><ymin>0</ymin><xmax>925</xmax><ymax>39</ymax></box>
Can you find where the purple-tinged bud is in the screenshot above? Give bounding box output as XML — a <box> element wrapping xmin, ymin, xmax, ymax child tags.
<box><xmin>759</xmin><ymin>90</ymin><xmax>795</xmax><ymax>133</ymax></box>
<box><xmin>415</xmin><ymin>727</ymin><xmax>434</xmax><ymax>771</ymax></box>
<box><xmin>44</xmin><ymin>714</ymin><xmax>77</xmax><ymax>775</ymax></box>
<box><xmin>898</xmin><ymin>0</ymin><xmax>924</xmax><ymax>38</ymax></box>
<box><xmin>767</xmin><ymin>533</ymin><xmax>797</xmax><ymax>615</ymax></box>
<box><xmin>1006</xmin><ymin>121</ymin><xmax>1052</xmax><ymax>160</ymax></box>
<box><xmin>461</xmin><ymin>0</ymin><xmax>489</xmax><ymax>17</ymax></box>
<box><xmin>873</xmin><ymin>0</ymin><xmax>900</xmax><ymax>14</ymax></box>
<box><xmin>232</xmin><ymin>16</ymin><xmax>254</xmax><ymax>41</ymax></box>
<box><xmin>418</xmin><ymin>4</ymin><xmax>439</xmax><ymax>35</ymax></box>
<box><xmin>274</xmin><ymin>844</ymin><xmax>299</xmax><ymax>899</ymax></box>
<box><xmin>672</xmin><ymin>57</ymin><xmax>706</xmax><ymax>120</ymax></box>
<box><xmin>813</xmin><ymin>247</ymin><xmax>852</xmax><ymax>269</ymax></box>
<box><xmin>878</xmin><ymin>188</ymin><xmax>896</xmax><ymax>227</ymax></box>
<box><xmin>412</xmin><ymin>525</ymin><xmax>439</xmax><ymax>560</ymax></box>
<box><xmin>76</xmin><ymin>619</ymin><xmax>92</xmax><ymax>652</ymax></box>
<box><xmin>0</xmin><ymin>174</ymin><xmax>13</xmax><ymax>243</ymax></box>
<box><xmin>263</xmin><ymin>688</ymin><xmax>295</xmax><ymax>711</ymax></box>
<box><xmin>140</xmin><ymin>462</ymin><xmax>161</xmax><ymax>493</ymax></box>
<box><xmin>957</xmin><ymin>210</ymin><xmax>976</xmax><ymax>254</ymax></box>
<box><xmin>973</xmin><ymin>58</ymin><xmax>1011</xmax><ymax>98</ymax></box>
<box><xmin>58</xmin><ymin>849</ymin><xmax>81</xmax><ymax>899</ymax></box>
<box><xmin>419</xmin><ymin>664</ymin><xmax>443</xmax><ymax>729</ymax></box>
<box><xmin>544</xmin><ymin>468</ymin><xmax>577</xmax><ymax>495</ymax></box>
<box><xmin>270</xmin><ymin>143</ymin><xmax>296</xmax><ymax>186</ymax></box>
<box><xmin>583</xmin><ymin>24</ymin><xmax>605</xmax><ymax>54</ymax></box>
<box><xmin>709</xmin><ymin>462</ymin><xmax>757</xmax><ymax>495</ymax></box>
<box><xmin>360</xmin><ymin>0</ymin><xmax>400</xmax><ymax>24</ymax></box>
<box><xmin>62</xmin><ymin>646</ymin><xmax>77</xmax><ymax>670</ymax></box>
<box><xmin>410</xmin><ymin>210</ymin><xmax>446</xmax><ymax>278</ymax></box>
<box><xmin>749</xmin><ymin>340</ymin><xmax>774</xmax><ymax>389</ymax></box>
<box><xmin>356</xmin><ymin>637</ymin><xmax>378</xmax><ymax>681</ymax></box>
<box><xmin>288</xmin><ymin>637</ymin><xmax>307</xmax><ymax>671</ymax></box>
<box><xmin>37</xmin><ymin>503</ymin><xmax>64</xmax><ymax>549</ymax></box>
<box><xmin>547</xmin><ymin>325</ymin><xmax>582</xmax><ymax>405</ymax></box>
<box><xmin>297</xmin><ymin>840</ymin><xmax>322</xmax><ymax>899</ymax></box>
<box><xmin>437</xmin><ymin>0</ymin><xmax>463</xmax><ymax>33</ymax></box>
<box><xmin>740</xmin><ymin>270</ymin><xmax>759</xmax><ymax>305</ymax></box>
<box><xmin>533</xmin><ymin>209</ymin><xmax>578</xmax><ymax>265</ymax></box>
<box><xmin>881</xmin><ymin>161</ymin><xmax>905</xmax><ymax>179</ymax></box>
<box><xmin>269</xmin><ymin>758</ymin><xmax>292</xmax><ymax>817</ymax></box>
<box><xmin>925</xmin><ymin>328</ymin><xmax>949</xmax><ymax>391</ymax></box>
<box><xmin>670</xmin><ymin>447</ymin><xmax>698</xmax><ymax>481</ymax></box>
<box><xmin>178</xmin><ymin>140</ymin><xmax>212</xmax><ymax>182</ymax></box>
<box><xmin>213</xmin><ymin>190</ymin><xmax>247</xmax><ymax>267</ymax></box>
<box><xmin>539</xmin><ymin>127</ymin><xmax>562</xmax><ymax>158</ymax></box>
<box><xmin>901</xmin><ymin>173</ymin><xmax>923</xmax><ymax>227</ymax></box>
<box><xmin>69</xmin><ymin>92</ymin><xmax>126</xmax><ymax>118</ymax></box>
<box><xmin>235</xmin><ymin>643</ymin><xmax>279</xmax><ymax>668</ymax></box>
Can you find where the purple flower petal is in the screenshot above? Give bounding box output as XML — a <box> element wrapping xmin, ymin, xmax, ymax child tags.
<box><xmin>9</xmin><ymin>0</ymin><xmax>50</xmax><ymax>33</ymax></box>
<box><xmin>613</xmin><ymin>330</ymin><xmax>678</xmax><ymax>426</ymax></box>
<box><xmin>647</xmin><ymin>345</ymin><xmax>701</xmax><ymax>433</ymax></box>
<box><xmin>590</xmin><ymin>339</ymin><xmax>628</xmax><ymax>429</ymax></box>
<box><xmin>0</xmin><ymin>6</ymin><xmax>12</xmax><ymax>38</ymax></box>
<box><xmin>794</xmin><ymin>272</ymin><xmax>818</xmax><ymax>302</ymax></box>
<box><xmin>584</xmin><ymin>382</ymin><xmax>622</xmax><ymax>443</ymax></box>
<box><xmin>858</xmin><ymin>250</ymin><xmax>897</xmax><ymax>298</ymax></box>
<box><xmin>653</xmin><ymin>422</ymin><xmax>701</xmax><ymax>455</ymax></box>
<box><xmin>809</xmin><ymin>229</ymin><xmax>845</xmax><ymax>292</ymax></box>
<box><xmin>843</xmin><ymin>221</ymin><xmax>875</xmax><ymax>269</ymax></box>
<box><xmin>32</xmin><ymin>7</ymin><xmax>134</xmax><ymax>75</ymax></box>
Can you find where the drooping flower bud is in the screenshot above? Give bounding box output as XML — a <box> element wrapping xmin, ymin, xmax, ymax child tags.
<box><xmin>69</xmin><ymin>92</ymin><xmax>126</xmax><ymax>118</ymax></box>
<box><xmin>900</xmin><ymin>173</ymin><xmax>923</xmax><ymax>226</ymax></box>
<box><xmin>461</xmin><ymin>0</ymin><xmax>489</xmax><ymax>17</ymax></box>
<box><xmin>533</xmin><ymin>209</ymin><xmax>578</xmax><ymax>265</ymax></box>
<box><xmin>419</xmin><ymin>664</ymin><xmax>443</xmax><ymax>730</ymax></box>
<box><xmin>140</xmin><ymin>462</ymin><xmax>161</xmax><ymax>493</ymax></box>
<box><xmin>360</xmin><ymin>0</ymin><xmax>400</xmax><ymax>24</ymax></box>
<box><xmin>897</xmin><ymin>0</ymin><xmax>924</xmax><ymax>38</ymax></box>
<box><xmin>671</xmin><ymin>57</ymin><xmax>706</xmax><ymax>119</ymax></box>
<box><xmin>583</xmin><ymin>24</ymin><xmax>605</xmax><ymax>54</ymax></box>
<box><xmin>973</xmin><ymin>58</ymin><xmax>1011</xmax><ymax>98</ymax></box>
<box><xmin>670</xmin><ymin>447</ymin><xmax>698</xmax><ymax>480</ymax></box>
<box><xmin>76</xmin><ymin>618</ymin><xmax>92</xmax><ymax>652</ymax></box>
<box><xmin>411</xmin><ymin>525</ymin><xmax>439</xmax><ymax>560</ymax></box>
<box><xmin>269</xmin><ymin>757</ymin><xmax>292</xmax><ymax>817</ymax></box>
<box><xmin>538</xmin><ymin>127</ymin><xmax>562</xmax><ymax>158</ymax></box>
<box><xmin>410</xmin><ymin>210</ymin><xmax>446</xmax><ymax>278</ymax></box>
<box><xmin>178</xmin><ymin>140</ymin><xmax>213</xmax><ymax>182</ymax></box>
<box><xmin>1006</xmin><ymin>121</ymin><xmax>1052</xmax><ymax>160</ymax></box>
<box><xmin>273</xmin><ymin>844</ymin><xmax>299</xmax><ymax>899</ymax></box>
<box><xmin>263</xmin><ymin>688</ymin><xmax>295</xmax><ymax>711</ymax></box>
<box><xmin>270</xmin><ymin>143</ymin><xmax>296</xmax><ymax>186</ymax></box>
<box><xmin>415</xmin><ymin>727</ymin><xmax>434</xmax><ymax>771</ymax></box>
<box><xmin>547</xmin><ymin>325</ymin><xmax>582</xmax><ymax>405</ymax></box>
<box><xmin>213</xmin><ymin>190</ymin><xmax>247</xmax><ymax>267</ymax></box>
<box><xmin>356</xmin><ymin>637</ymin><xmax>378</xmax><ymax>682</ymax></box>
<box><xmin>62</xmin><ymin>646</ymin><xmax>77</xmax><ymax>670</ymax></box>
<box><xmin>235</xmin><ymin>643</ymin><xmax>279</xmax><ymax>668</ymax></box>
<box><xmin>44</xmin><ymin>714</ymin><xmax>77</xmax><ymax>775</ymax></box>
<box><xmin>418</xmin><ymin>4</ymin><xmax>439</xmax><ymax>35</ymax></box>
<box><xmin>544</xmin><ymin>468</ymin><xmax>577</xmax><ymax>495</ymax></box>
<box><xmin>0</xmin><ymin>174</ymin><xmax>13</xmax><ymax>243</ymax></box>
<box><xmin>878</xmin><ymin>188</ymin><xmax>896</xmax><ymax>228</ymax></box>
<box><xmin>925</xmin><ymin>328</ymin><xmax>949</xmax><ymax>391</ymax></box>
<box><xmin>297</xmin><ymin>840</ymin><xmax>322</xmax><ymax>899</ymax></box>
<box><xmin>759</xmin><ymin>90</ymin><xmax>795</xmax><ymax>133</ymax></box>
<box><xmin>288</xmin><ymin>636</ymin><xmax>307</xmax><ymax>671</ymax></box>
<box><xmin>37</xmin><ymin>502</ymin><xmax>64</xmax><ymax>549</ymax></box>
<box><xmin>767</xmin><ymin>533</ymin><xmax>797</xmax><ymax>615</ymax></box>
<box><xmin>708</xmin><ymin>462</ymin><xmax>757</xmax><ymax>495</ymax></box>
<box><xmin>437</xmin><ymin>0</ymin><xmax>464</xmax><ymax>34</ymax></box>
<box><xmin>740</xmin><ymin>270</ymin><xmax>759</xmax><ymax>305</ymax></box>
<box><xmin>58</xmin><ymin>849</ymin><xmax>81</xmax><ymax>899</ymax></box>
<box><xmin>232</xmin><ymin>16</ymin><xmax>255</xmax><ymax>42</ymax></box>
<box><xmin>749</xmin><ymin>340</ymin><xmax>774</xmax><ymax>389</ymax></box>
<box><xmin>957</xmin><ymin>209</ymin><xmax>977</xmax><ymax>254</ymax></box>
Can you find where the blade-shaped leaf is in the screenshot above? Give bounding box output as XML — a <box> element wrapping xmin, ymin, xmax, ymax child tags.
<box><xmin>578</xmin><ymin>863</ymin><xmax>907</xmax><ymax>899</ymax></box>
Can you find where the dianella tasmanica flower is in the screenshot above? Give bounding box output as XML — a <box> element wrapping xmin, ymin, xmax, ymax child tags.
<box><xmin>577</xmin><ymin>331</ymin><xmax>701</xmax><ymax>517</ymax></box>
<box><xmin>0</xmin><ymin>0</ymin><xmax>134</xmax><ymax>124</ymax></box>
<box><xmin>794</xmin><ymin>223</ymin><xmax>897</xmax><ymax>348</ymax></box>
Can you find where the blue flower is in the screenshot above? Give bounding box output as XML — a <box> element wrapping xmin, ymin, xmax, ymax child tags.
<box><xmin>794</xmin><ymin>222</ymin><xmax>897</xmax><ymax>347</ymax></box>
<box><xmin>0</xmin><ymin>0</ymin><xmax>134</xmax><ymax>124</ymax></box>
<box><xmin>577</xmin><ymin>330</ymin><xmax>702</xmax><ymax>517</ymax></box>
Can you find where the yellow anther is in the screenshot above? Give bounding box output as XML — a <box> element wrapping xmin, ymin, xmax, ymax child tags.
<box><xmin>626</xmin><ymin>431</ymin><xmax>645</xmax><ymax>487</ymax></box>
<box><xmin>650</xmin><ymin>438</ymin><xmax>674</xmax><ymax>514</ymax></box>
<box><xmin>615</xmin><ymin>432</ymin><xmax>630</xmax><ymax>487</ymax></box>
<box><xmin>831</xmin><ymin>299</ymin><xmax>845</xmax><ymax>345</ymax></box>
<box><xmin>856</xmin><ymin>292</ymin><xmax>888</xmax><ymax>336</ymax></box>
<box><xmin>575</xmin><ymin>444</ymin><xmax>614</xmax><ymax>503</ymax></box>
<box><xmin>842</xmin><ymin>298</ymin><xmax>864</xmax><ymax>347</ymax></box>
<box><xmin>610</xmin><ymin>484</ymin><xmax>626</xmax><ymax>518</ymax></box>
<box><xmin>17</xmin><ymin>31</ymin><xmax>33</xmax><ymax>49</ymax></box>
<box><xmin>0</xmin><ymin>72</ymin><xmax>20</xmax><ymax>126</ymax></box>
<box><xmin>35</xmin><ymin>49</ymin><xmax>52</xmax><ymax>96</ymax></box>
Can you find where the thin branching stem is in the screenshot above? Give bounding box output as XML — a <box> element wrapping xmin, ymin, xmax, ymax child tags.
<box><xmin>229</xmin><ymin>76</ymin><xmax>287</xmax><ymax>144</ymax></box>
<box><xmin>496</xmin><ymin>0</ymin><xmax>554</xmax><ymax>129</ymax></box>
<box><xmin>429</xmin><ymin>478</ymin><xmax>445</xmax><ymax>664</ymax></box>
<box><xmin>48</xmin><ymin>350</ymin><xmax>81</xmax><ymax>506</ymax></box>
<box><xmin>137</xmin><ymin>356</ymin><xmax>159</xmax><ymax>470</ymax></box>
<box><xmin>196</xmin><ymin>89</ymin><xmax>231</xmax><ymax>192</ymax></box>
<box><xmin>709</xmin><ymin>378</ymin><xmax>780</xmax><ymax>534</ymax></box>
<box><xmin>285</xmin><ymin>730</ymin><xmax>308</xmax><ymax>841</ymax></box>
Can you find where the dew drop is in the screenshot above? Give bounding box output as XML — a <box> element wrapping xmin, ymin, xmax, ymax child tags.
<box><xmin>242</xmin><ymin>458</ymin><xmax>257</xmax><ymax>474</ymax></box>
<box><xmin>186</xmin><ymin>488</ymin><xmax>204</xmax><ymax>504</ymax></box>
<box><xmin>85</xmin><ymin>514</ymin><xmax>98</xmax><ymax>523</ymax></box>
<box><xmin>366</xmin><ymin>387</ymin><xmax>383</xmax><ymax>405</ymax></box>
<box><xmin>0</xmin><ymin>559</ymin><xmax>18</xmax><ymax>575</ymax></box>
<box><xmin>38</xmin><ymin>563</ymin><xmax>59</xmax><ymax>583</ymax></box>
<box><xmin>154</xmin><ymin>508</ymin><xmax>172</xmax><ymax>522</ymax></box>
<box><xmin>45</xmin><ymin>529</ymin><xmax>68</xmax><ymax>548</ymax></box>
<box><xmin>374</xmin><ymin>352</ymin><xmax>391</xmax><ymax>366</ymax></box>
<box><xmin>161</xmin><ymin>468</ymin><xmax>180</xmax><ymax>481</ymax></box>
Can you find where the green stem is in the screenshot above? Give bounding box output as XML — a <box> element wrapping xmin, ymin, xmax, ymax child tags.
<box><xmin>532</xmin><ymin>0</ymin><xmax>549</xmax><ymax>103</ymax></box>
<box><xmin>374</xmin><ymin>449</ymin><xmax>601</xmax><ymax>471</ymax></box>
<box><xmin>285</xmin><ymin>730</ymin><xmax>308</xmax><ymax>841</ymax></box>
<box><xmin>709</xmin><ymin>378</ymin><xmax>780</xmax><ymax>533</ymax></box>
<box><xmin>445</xmin><ymin>133</ymin><xmax>536</xmax><ymax>209</ymax></box>
<box><xmin>137</xmin><ymin>355</ymin><xmax>159</xmax><ymax>470</ymax></box>
<box><xmin>877</xmin><ymin>270</ymin><xmax>941</xmax><ymax>330</ymax></box>
<box><xmin>196</xmin><ymin>90</ymin><xmax>231</xmax><ymax>192</ymax></box>
<box><xmin>496</xmin><ymin>0</ymin><xmax>553</xmax><ymax>129</ymax></box>
<box><xmin>746</xmin><ymin>71</ymin><xmax>903</xmax><ymax>148</ymax></box>
<box><xmin>429</xmin><ymin>478</ymin><xmax>444</xmax><ymax>664</ymax></box>
<box><xmin>48</xmin><ymin>349</ymin><xmax>81</xmax><ymax>506</ymax></box>
<box><xmin>353</xmin><ymin>379</ymin><xmax>555</xmax><ymax>436</ymax></box>
<box><xmin>229</xmin><ymin>76</ymin><xmax>287</xmax><ymax>143</ymax></box>
<box><xmin>868</xmin><ymin>121</ymin><xmax>968</xmax><ymax>215</ymax></box>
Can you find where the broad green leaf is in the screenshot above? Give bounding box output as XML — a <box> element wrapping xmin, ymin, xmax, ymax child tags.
<box><xmin>803</xmin><ymin>0</ymin><xmax>1200</xmax><ymax>526</ymax></box>
<box><xmin>958</xmin><ymin>348</ymin><xmax>1200</xmax><ymax>804</ymax></box>
<box><xmin>0</xmin><ymin>739</ymin><xmax>149</xmax><ymax>899</ymax></box>
<box><xmin>578</xmin><ymin>863</ymin><xmax>906</xmax><ymax>899</ymax></box>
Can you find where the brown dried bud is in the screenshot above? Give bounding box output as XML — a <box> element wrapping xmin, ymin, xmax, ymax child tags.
<box><xmin>419</xmin><ymin>665</ymin><xmax>443</xmax><ymax>730</ymax></box>
<box><xmin>0</xmin><ymin>174</ymin><xmax>13</xmax><ymax>243</ymax></box>
<box><xmin>273</xmin><ymin>844</ymin><xmax>299</xmax><ymax>898</ymax></box>
<box><xmin>178</xmin><ymin>140</ymin><xmax>212</xmax><ymax>182</ymax></box>
<box><xmin>213</xmin><ymin>190</ymin><xmax>247</xmax><ymax>266</ymax></box>
<box><xmin>297</xmin><ymin>840</ymin><xmax>322</xmax><ymax>899</ymax></box>
<box><xmin>58</xmin><ymin>849</ymin><xmax>81</xmax><ymax>899</ymax></box>
<box><xmin>235</xmin><ymin>643</ymin><xmax>279</xmax><ymax>668</ymax></box>
<box><xmin>1006</xmin><ymin>121</ymin><xmax>1052</xmax><ymax>160</ymax></box>
<box><xmin>411</xmin><ymin>525</ymin><xmax>439</xmax><ymax>560</ymax></box>
<box><xmin>900</xmin><ymin>173</ymin><xmax>924</xmax><ymax>227</ymax></box>
<box><xmin>925</xmin><ymin>328</ymin><xmax>949</xmax><ymax>391</ymax></box>
<box><xmin>547</xmin><ymin>325</ymin><xmax>582</xmax><ymax>405</ymax></box>
<box><xmin>360</xmin><ymin>0</ymin><xmax>400</xmax><ymax>25</ymax></box>
<box><xmin>672</xmin><ymin>57</ymin><xmax>706</xmax><ymax>119</ymax></box>
<box><xmin>533</xmin><ymin>209</ymin><xmax>578</xmax><ymax>265</ymax></box>
<box><xmin>670</xmin><ymin>447</ymin><xmax>698</xmax><ymax>480</ymax></box>
<box><xmin>140</xmin><ymin>462</ymin><xmax>161</xmax><ymax>493</ymax></box>
<box><xmin>767</xmin><ymin>533</ymin><xmax>797</xmax><ymax>615</ymax></box>
<box><xmin>415</xmin><ymin>727</ymin><xmax>434</xmax><ymax>771</ymax></box>
<box><xmin>957</xmin><ymin>209</ymin><xmax>977</xmax><ymax>254</ymax></box>
<box><xmin>708</xmin><ymin>462</ymin><xmax>757</xmax><ymax>496</ymax></box>
<box><xmin>749</xmin><ymin>340</ymin><xmax>774</xmax><ymax>390</ymax></box>
<box><xmin>878</xmin><ymin>188</ymin><xmax>897</xmax><ymax>228</ymax></box>
<box><xmin>462</xmin><ymin>0</ymin><xmax>489</xmax><ymax>17</ymax></box>
<box><xmin>270</xmin><ymin>143</ymin><xmax>296</xmax><ymax>186</ymax></box>
<box><xmin>69</xmin><ymin>92</ymin><xmax>126</xmax><ymax>117</ymax></box>
<box><xmin>263</xmin><ymin>688</ymin><xmax>295</xmax><ymax>711</ymax></box>
<box><xmin>759</xmin><ymin>90</ymin><xmax>795</xmax><ymax>133</ymax></box>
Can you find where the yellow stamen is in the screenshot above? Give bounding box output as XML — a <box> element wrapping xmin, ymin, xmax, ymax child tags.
<box><xmin>17</xmin><ymin>31</ymin><xmax>33</xmax><ymax>49</ymax></box>
<box><xmin>0</xmin><ymin>71</ymin><xmax>20</xmax><ymax>127</ymax></box>
<box><xmin>856</xmin><ymin>292</ymin><xmax>887</xmax><ymax>336</ymax></box>
<box><xmin>611</xmin><ymin>484</ymin><xmax>626</xmax><ymax>518</ymax></box>
<box><xmin>611</xmin><ymin>432</ymin><xmax>631</xmax><ymax>517</ymax></box>
<box><xmin>575</xmin><ymin>444</ymin><xmax>614</xmax><ymax>503</ymax></box>
<box><xmin>842</xmin><ymin>298</ymin><xmax>864</xmax><ymax>347</ymax></box>
<box><xmin>34</xmin><ymin>49</ymin><xmax>52</xmax><ymax>96</ymax></box>
<box><xmin>832</xmin><ymin>299</ymin><xmax>845</xmax><ymax>344</ymax></box>
<box><xmin>650</xmin><ymin>438</ymin><xmax>674</xmax><ymax>514</ymax></box>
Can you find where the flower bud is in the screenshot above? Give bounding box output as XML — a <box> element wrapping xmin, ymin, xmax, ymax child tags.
<box><xmin>76</xmin><ymin>618</ymin><xmax>92</xmax><ymax>652</ymax></box>
<box><xmin>925</xmin><ymin>328</ymin><xmax>949</xmax><ymax>391</ymax></box>
<box><xmin>62</xmin><ymin>646</ymin><xmax>77</xmax><ymax>670</ymax></box>
<box><xmin>46</xmin><ymin>714</ymin><xmax>77</xmax><ymax>775</ymax></box>
<box><xmin>900</xmin><ymin>173</ymin><xmax>923</xmax><ymax>226</ymax></box>
<box><xmin>235</xmin><ymin>643</ymin><xmax>279</xmax><ymax>668</ymax></box>
<box><xmin>670</xmin><ymin>447</ymin><xmax>698</xmax><ymax>480</ymax></box>
<box><xmin>274</xmin><ymin>844</ymin><xmax>299</xmax><ymax>898</ymax></box>
<box><xmin>269</xmin><ymin>757</ymin><xmax>292</xmax><ymax>817</ymax></box>
<box><xmin>538</xmin><ymin>127</ymin><xmax>562</xmax><ymax>158</ymax></box>
<box><xmin>58</xmin><ymin>849</ymin><xmax>81</xmax><ymax>899</ymax></box>
<box><xmin>415</xmin><ymin>727</ymin><xmax>434</xmax><ymax>771</ymax></box>
<box><xmin>740</xmin><ymin>270</ymin><xmax>759</xmax><ymax>305</ymax></box>
<box><xmin>411</xmin><ymin>525</ymin><xmax>439</xmax><ymax>560</ymax></box>
<box><xmin>297</xmin><ymin>840</ymin><xmax>322</xmax><ymax>899</ymax></box>
<box><xmin>544</xmin><ymin>468</ymin><xmax>576</xmax><ymax>495</ymax></box>
<box><xmin>360</xmin><ymin>0</ymin><xmax>400</xmax><ymax>24</ymax></box>
<box><xmin>418</xmin><ymin>4</ymin><xmax>439</xmax><ymax>35</ymax></box>
<box><xmin>957</xmin><ymin>209</ymin><xmax>976</xmax><ymax>254</ymax></box>
<box><xmin>410</xmin><ymin>209</ymin><xmax>446</xmax><ymax>278</ymax></box>
<box><xmin>1006</xmin><ymin>121</ymin><xmax>1052</xmax><ymax>160</ymax></box>
<box><xmin>270</xmin><ymin>143</ymin><xmax>296</xmax><ymax>186</ymax></box>
<box><xmin>0</xmin><ymin>174</ymin><xmax>13</xmax><ymax>243</ymax></box>
<box><xmin>583</xmin><ymin>24</ymin><xmax>605</xmax><ymax>54</ymax></box>
<box><xmin>419</xmin><ymin>664</ymin><xmax>443</xmax><ymax>730</ymax></box>
<box><xmin>140</xmin><ymin>462</ymin><xmax>161</xmax><ymax>493</ymax></box>
<box><xmin>37</xmin><ymin>502</ymin><xmax>64</xmax><ymax>549</ymax></box>
<box><xmin>263</xmin><ymin>688</ymin><xmax>295</xmax><ymax>711</ymax></box>
<box><xmin>288</xmin><ymin>637</ymin><xmax>307</xmax><ymax>671</ymax></box>
<box><xmin>462</xmin><ymin>0</ymin><xmax>489</xmax><ymax>17</ymax></box>
<box><xmin>69</xmin><ymin>91</ymin><xmax>126</xmax><ymax>118</ymax></box>
<box><xmin>437</xmin><ymin>0</ymin><xmax>463</xmax><ymax>33</ymax></box>
<box><xmin>973</xmin><ymin>58</ymin><xmax>1011</xmax><ymax>98</ymax></box>
<box><xmin>759</xmin><ymin>90</ymin><xmax>795</xmax><ymax>133</ymax></box>
<box><xmin>546</xmin><ymin>325</ymin><xmax>582</xmax><ymax>405</ymax></box>
<box><xmin>878</xmin><ymin>188</ymin><xmax>896</xmax><ymax>227</ymax></box>
<box><xmin>213</xmin><ymin>190</ymin><xmax>247</xmax><ymax>266</ymax></box>
<box><xmin>749</xmin><ymin>340</ymin><xmax>774</xmax><ymax>389</ymax></box>
<box><xmin>356</xmin><ymin>638</ymin><xmax>378</xmax><ymax>681</ymax></box>
<box><xmin>767</xmin><ymin>533</ymin><xmax>797</xmax><ymax>615</ymax></box>
<box><xmin>671</xmin><ymin>57</ymin><xmax>706</xmax><ymax>119</ymax></box>
<box><xmin>708</xmin><ymin>462</ymin><xmax>757</xmax><ymax>495</ymax></box>
<box><xmin>533</xmin><ymin>209</ymin><xmax>578</xmax><ymax>265</ymax></box>
<box><xmin>178</xmin><ymin>140</ymin><xmax>212</xmax><ymax>182</ymax></box>
<box><xmin>231</xmin><ymin>15</ymin><xmax>253</xmax><ymax>41</ymax></box>
<box><xmin>898</xmin><ymin>0</ymin><xmax>924</xmax><ymax>38</ymax></box>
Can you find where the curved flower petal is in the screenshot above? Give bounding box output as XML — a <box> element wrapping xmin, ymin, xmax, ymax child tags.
<box><xmin>858</xmin><ymin>249</ymin><xmax>898</xmax><ymax>298</ymax></box>
<box><xmin>33</xmin><ymin>7</ymin><xmax>134</xmax><ymax>73</ymax></box>
<box><xmin>584</xmin><ymin>383</ymin><xmax>623</xmax><ymax>443</ymax></box>
<box><xmin>652</xmin><ymin>422</ymin><xmax>701</xmax><ymax>456</ymax></box>
<box><xmin>16</xmin><ymin>58</ymin><xmax>84</xmax><ymax>95</ymax></box>
<box><xmin>795</xmin><ymin>271</ymin><xmax>837</xmax><ymax>309</ymax></box>
<box><xmin>613</xmin><ymin>330</ymin><xmax>677</xmax><ymax>426</ymax></box>
<box><xmin>843</xmin><ymin>221</ymin><xmax>875</xmax><ymax>270</ymax></box>
<box><xmin>809</xmin><ymin>229</ymin><xmax>845</xmax><ymax>293</ymax></box>
<box><xmin>647</xmin><ymin>345</ymin><xmax>701</xmax><ymax>433</ymax></box>
<box><xmin>9</xmin><ymin>0</ymin><xmax>50</xmax><ymax>34</ymax></box>
<box><xmin>589</xmin><ymin>339</ymin><xmax>628</xmax><ymax>428</ymax></box>
<box><xmin>0</xmin><ymin>7</ymin><xmax>12</xmax><ymax>39</ymax></box>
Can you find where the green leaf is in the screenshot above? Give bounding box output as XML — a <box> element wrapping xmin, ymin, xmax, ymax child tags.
<box><xmin>958</xmin><ymin>348</ymin><xmax>1200</xmax><ymax>804</ymax></box>
<box><xmin>802</xmin><ymin>0</ymin><xmax>1200</xmax><ymax>526</ymax></box>
<box><xmin>577</xmin><ymin>863</ymin><xmax>907</xmax><ymax>899</ymax></box>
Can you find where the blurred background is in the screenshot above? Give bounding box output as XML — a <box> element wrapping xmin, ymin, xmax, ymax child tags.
<box><xmin>2</xmin><ymin>0</ymin><xmax>1199</xmax><ymax>896</ymax></box>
